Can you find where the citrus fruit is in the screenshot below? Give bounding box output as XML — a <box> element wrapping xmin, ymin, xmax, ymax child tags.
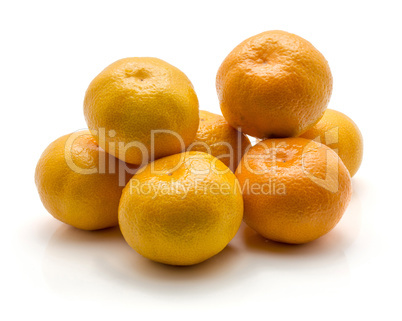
<box><xmin>118</xmin><ymin>151</ymin><xmax>243</xmax><ymax>265</ymax></box>
<box><xmin>235</xmin><ymin>137</ymin><xmax>352</xmax><ymax>244</ymax></box>
<box><xmin>186</xmin><ymin>110</ymin><xmax>251</xmax><ymax>172</ymax></box>
<box><xmin>35</xmin><ymin>130</ymin><xmax>135</xmax><ymax>230</ymax></box>
<box><xmin>216</xmin><ymin>30</ymin><xmax>333</xmax><ymax>138</ymax></box>
<box><xmin>300</xmin><ymin>109</ymin><xmax>363</xmax><ymax>177</ymax></box>
<box><xmin>84</xmin><ymin>57</ymin><xmax>199</xmax><ymax>165</ymax></box>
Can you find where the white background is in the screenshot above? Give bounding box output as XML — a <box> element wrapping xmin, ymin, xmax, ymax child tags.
<box><xmin>2</xmin><ymin>1</ymin><xmax>401</xmax><ymax>320</ymax></box>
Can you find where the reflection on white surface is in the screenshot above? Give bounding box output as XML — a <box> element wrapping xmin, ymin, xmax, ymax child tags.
<box><xmin>41</xmin><ymin>187</ymin><xmax>362</xmax><ymax>304</ymax></box>
<box><xmin>42</xmin><ymin>225</ymin><xmax>247</xmax><ymax>299</ymax></box>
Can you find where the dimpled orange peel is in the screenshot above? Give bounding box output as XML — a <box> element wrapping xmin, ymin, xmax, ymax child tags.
<box><xmin>217</xmin><ymin>30</ymin><xmax>333</xmax><ymax>138</ymax></box>
<box><xmin>35</xmin><ymin>130</ymin><xmax>135</xmax><ymax>230</ymax></box>
<box><xmin>187</xmin><ymin>110</ymin><xmax>251</xmax><ymax>171</ymax></box>
<box><xmin>118</xmin><ymin>151</ymin><xmax>243</xmax><ymax>265</ymax></box>
<box><xmin>235</xmin><ymin>137</ymin><xmax>352</xmax><ymax>244</ymax></box>
<box><xmin>84</xmin><ymin>57</ymin><xmax>200</xmax><ymax>165</ymax></box>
